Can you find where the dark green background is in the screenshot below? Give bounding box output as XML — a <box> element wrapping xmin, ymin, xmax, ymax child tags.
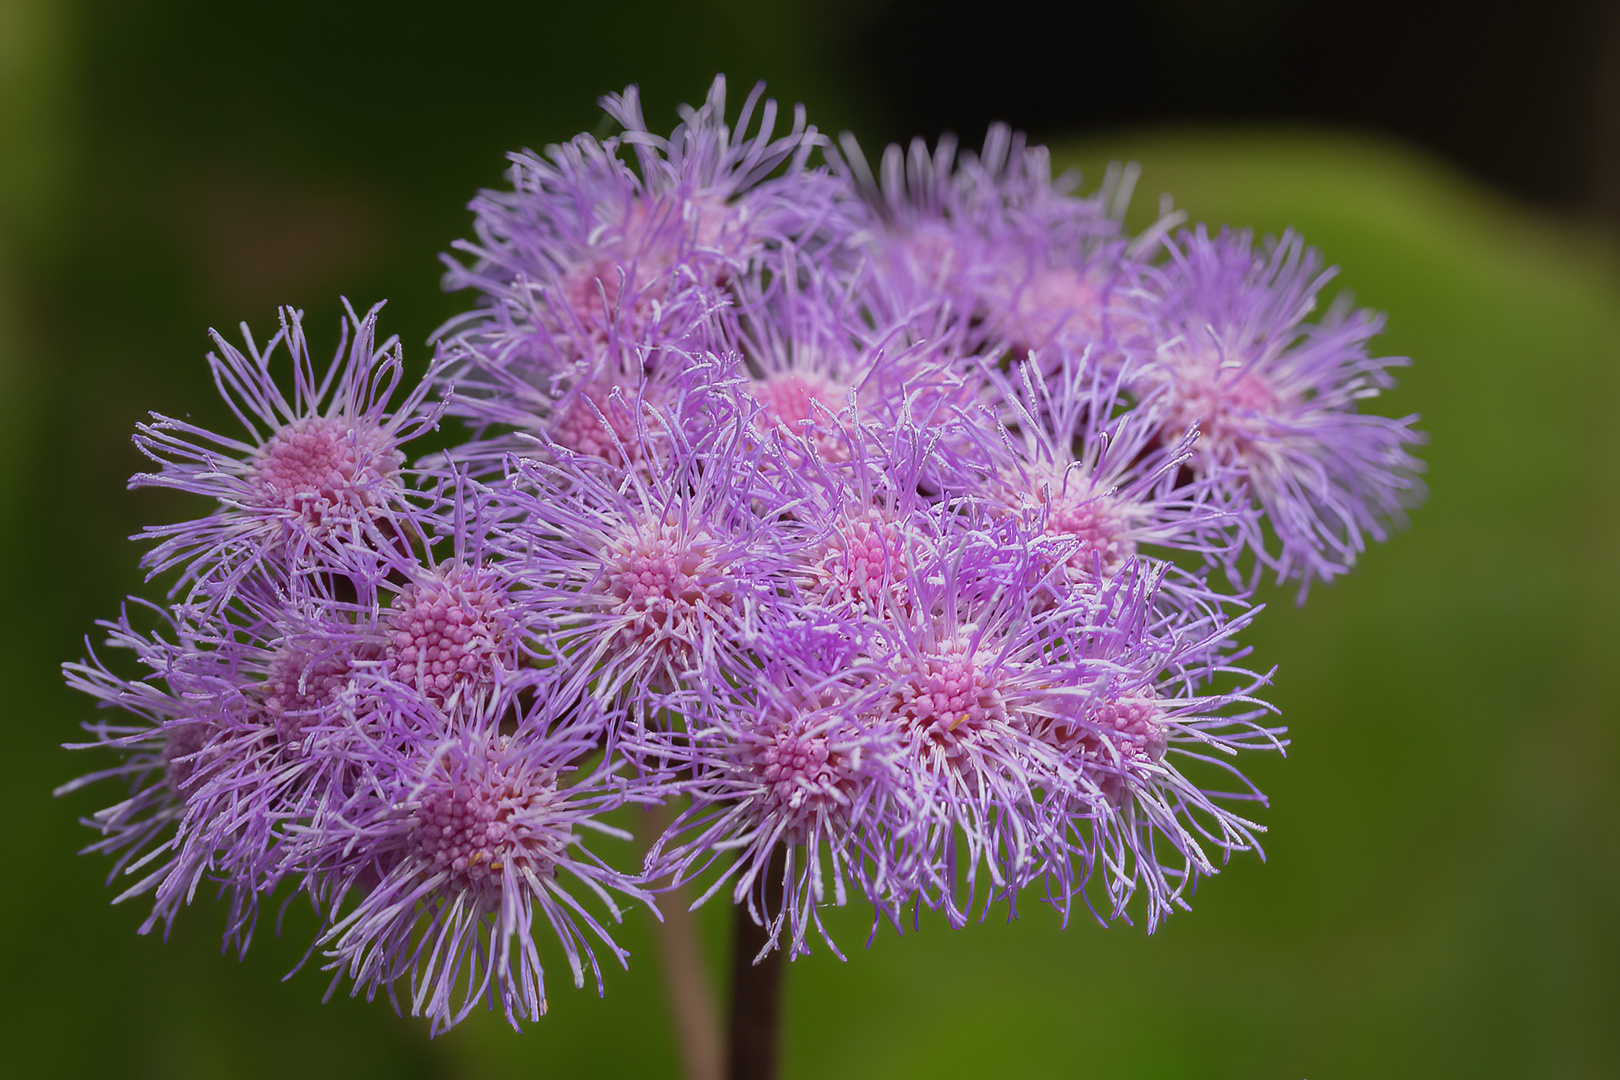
<box><xmin>4</xmin><ymin>3</ymin><xmax>1617</xmax><ymax>1077</ymax></box>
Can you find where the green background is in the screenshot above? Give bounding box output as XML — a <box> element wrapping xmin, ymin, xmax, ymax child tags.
<box><xmin>3</xmin><ymin>3</ymin><xmax>1617</xmax><ymax>1077</ymax></box>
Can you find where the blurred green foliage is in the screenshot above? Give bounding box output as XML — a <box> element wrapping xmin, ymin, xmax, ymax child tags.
<box><xmin>2</xmin><ymin>4</ymin><xmax>1617</xmax><ymax>1078</ymax></box>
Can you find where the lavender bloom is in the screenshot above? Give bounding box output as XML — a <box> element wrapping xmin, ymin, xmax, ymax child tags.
<box><xmin>375</xmin><ymin>560</ymin><xmax>526</xmax><ymax>713</ymax></box>
<box><xmin>491</xmin><ymin>388</ymin><xmax>822</xmax><ymax>713</ymax></box>
<box><xmin>432</xmin><ymin>340</ymin><xmax>674</xmax><ymax>474</ymax></box>
<box><xmin>59</xmin><ymin>590</ymin><xmax>384</xmax><ymax>947</ymax></box>
<box><xmin>854</xmin><ymin>534</ymin><xmax>1280</xmax><ymax>930</ymax></box>
<box><xmin>63</xmin><ymin>77</ymin><xmax>1421</xmax><ymax>1038</ymax></box>
<box><xmin>850</xmin><ymin>526</ymin><xmax>1081</xmax><ymax>925</ymax></box>
<box><xmin>745</xmin><ymin>402</ymin><xmax>978</xmax><ymax>623</ymax></box>
<box><xmin>308</xmin><ymin>708</ymin><xmax>652</xmax><ymax>1034</ymax></box>
<box><xmin>642</xmin><ymin>655</ymin><xmax>913</xmax><ymax>961</ymax></box>
<box><xmin>438</xmin><ymin>77</ymin><xmax>836</xmax><ymax>453</ymax></box>
<box><xmin>834</xmin><ymin>126</ymin><xmax>1167</xmax><ymax>361</ymax></box>
<box><xmin>132</xmin><ymin>301</ymin><xmax>445</xmax><ymax>603</ymax></box>
<box><xmin>286</xmin><ymin>487</ymin><xmax>664</xmax><ymax>1034</ymax></box>
<box><xmin>969</xmin><ymin>352</ymin><xmax>1257</xmax><ymax>621</ymax></box>
<box><xmin>1021</xmin><ymin>563</ymin><xmax>1282</xmax><ymax>929</ymax></box>
<box><xmin>445</xmin><ymin>76</ymin><xmax>824</xmax><ymax>341</ymax></box>
<box><xmin>730</xmin><ymin>250</ymin><xmax>980</xmax><ymax>462</ymax></box>
<box><xmin>1128</xmin><ymin>226</ymin><xmax>1426</xmax><ymax>591</ymax></box>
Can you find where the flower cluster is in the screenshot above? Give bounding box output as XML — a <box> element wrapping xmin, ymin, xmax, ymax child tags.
<box><xmin>62</xmin><ymin>77</ymin><xmax>1423</xmax><ymax>1033</ymax></box>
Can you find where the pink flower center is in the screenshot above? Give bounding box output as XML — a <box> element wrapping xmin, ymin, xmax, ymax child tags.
<box><xmin>384</xmin><ymin>570</ymin><xmax>515</xmax><ymax>706</ymax></box>
<box><xmin>563</xmin><ymin>256</ymin><xmax>652</xmax><ymax>328</ymax></box>
<box><xmin>604</xmin><ymin>526</ymin><xmax>731</xmax><ymax>656</ymax></box>
<box><xmin>250</xmin><ymin>416</ymin><xmax>401</xmax><ymax>527</ymax></box>
<box><xmin>1041</xmin><ymin>483</ymin><xmax>1135</xmax><ymax>580</ymax></box>
<box><xmin>893</xmin><ymin>642</ymin><xmax>1007</xmax><ymax>755</ymax></box>
<box><xmin>547</xmin><ymin>386</ymin><xmax>644</xmax><ymax>463</ymax></box>
<box><xmin>414</xmin><ymin>750</ymin><xmax>567</xmax><ymax>894</ymax></box>
<box><xmin>1047</xmin><ymin>694</ymin><xmax>1167</xmax><ymax>768</ymax></box>
<box><xmin>751</xmin><ymin>374</ymin><xmax>842</xmax><ymax>428</ymax></box>
<box><xmin>1166</xmin><ymin>361</ymin><xmax>1281</xmax><ymax>459</ymax></box>
<box><xmin>997</xmin><ymin>265</ymin><xmax>1104</xmax><ymax>353</ymax></box>
<box><xmin>1091</xmin><ymin>697</ymin><xmax>1167</xmax><ymax>763</ymax></box>
<box><xmin>818</xmin><ymin>514</ymin><xmax>909</xmax><ymax>608</ymax></box>
<box><xmin>263</xmin><ymin>646</ymin><xmax>358</xmax><ymax>743</ymax></box>
<box><xmin>748</xmin><ymin>373</ymin><xmax>852</xmax><ymax>461</ymax></box>
<box><xmin>754</xmin><ymin>731</ymin><xmax>844</xmax><ymax>817</ymax></box>
<box><xmin>560</xmin><ymin>193</ymin><xmax>745</xmax><ymax>332</ymax></box>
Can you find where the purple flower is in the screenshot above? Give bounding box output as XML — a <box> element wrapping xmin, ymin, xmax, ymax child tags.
<box><xmin>59</xmin><ymin>589</ymin><xmax>384</xmax><ymax>948</ymax></box>
<box><xmin>62</xmin><ymin>75</ymin><xmax>1423</xmax><ymax>1037</ymax></box>
<box><xmin>445</xmin><ymin>76</ymin><xmax>825</xmax><ymax>331</ymax></box>
<box><xmin>969</xmin><ymin>352</ymin><xmax>1257</xmax><ymax>624</ymax></box>
<box><xmin>492</xmin><ymin>390</ymin><xmax>823</xmax><ymax>711</ymax></box>
<box><xmin>131</xmin><ymin>301</ymin><xmax>445</xmax><ymax>603</ymax></box>
<box><xmin>834</xmin><ymin>126</ymin><xmax>1166</xmax><ymax>360</ymax></box>
<box><xmin>378</xmin><ymin>561</ymin><xmax>525</xmax><ymax>710</ymax></box>
<box><xmin>642</xmin><ymin>657</ymin><xmax>913</xmax><ymax>960</ymax></box>
<box><xmin>1024</xmin><ymin>563</ymin><xmax>1282</xmax><ymax>929</ymax></box>
<box><xmin>1127</xmin><ymin>226</ymin><xmax>1426</xmax><ymax>592</ymax></box>
<box><xmin>307</xmin><ymin>708</ymin><xmax>652</xmax><ymax>1034</ymax></box>
<box><xmin>438</xmin><ymin>77</ymin><xmax>837</xmax><ymax>454</ymax></box>
<box><xmin>729</xmin><ymin>251</ymin><xmax>980</xmax><ymax>463</ymax></box>
<box><xmin>850</xmin><ymin>528</ymin><xmax>1082</xmax><ymax>925</ymax></box>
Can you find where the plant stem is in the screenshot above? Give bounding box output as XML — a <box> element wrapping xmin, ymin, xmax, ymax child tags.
<box><xmin>727</xmin><ymin>846</ymin><xmax>786</xmax><ymax>1080</ymax></box>
<box><xmin>661</xmin><ymin>886</ymin><xmax>724</xmax><ymax>1080</ymax></box>
<box><xmin>640</xmin><ymin>805</ymin><xmax>722</xmax><ymax>1080</ymax></box>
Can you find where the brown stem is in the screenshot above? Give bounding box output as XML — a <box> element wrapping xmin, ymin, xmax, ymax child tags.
<box><xmin>639</xmin><ymin>805</ymin><xmax>722</xmax><ymax>1080</ymax></box>
<box><xmin>727</xmin><ymin>846</ymin><xmax>786</xmax><ymax>1080</ymax></box>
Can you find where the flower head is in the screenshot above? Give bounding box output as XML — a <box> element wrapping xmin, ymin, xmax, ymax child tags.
<box><xmin>643</xmin><ymin>659</ymin><xmax>911</xmax><ymax>960</ymax></box>
<box><xmin>381</xmin><ymin>563</ymin><xmax>521</xmax><ymax>709</ymax></box>
<box><xmin>439</xmin><ymin>76</ymin><xmax>836</xmax><ymax>449</ymax></box>
<box><xmin>970</xmin><ymin>352</ymin><xmax>1257</xmax><ymax>624</ymax></box>
<box><xmin>131</xmin><ymin>301</ymin><xmax>444</xmax><ymax>604</ymax></box>
<box><xmin>493</xmin><ymin>391</ymin><xmax>822</xmax><ymax>714</ymax></box>
<box><xmin>834</xmin><ymin>126</ymin><xmax>1162</xmax><ymax>361</ymax></box>
<box><xmin>1027</xmin><ymin>565</ymin><xmax>1283</xmax><ymax>929</ymax></box>
<box><xmin>61</xmin><ymin>78</ymin><xmax>1419</xmax><ymax>1035</ymax></box>
<box><xmin>1129</xmin><ymin>226</ymin><xmax>1426</xmax><ymax>592</ymax></box>
<box><xmin>310</xmin><ymin>714</ymin><xmax>650</xmax><ymax>1034</ymax></box>
<box><xmin>58</xmin><ymin>590</ymin><xmax>383</xmax><ymax>948</ymax></box>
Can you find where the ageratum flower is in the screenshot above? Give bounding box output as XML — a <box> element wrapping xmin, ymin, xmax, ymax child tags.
<box><xmin>59</xmin><ymin>587</ymin><xmax>384</xmax><ymax>948</ymax></box>
<box><xmin>969</xmin><ymin>352</ymin><xmax>1256</xmax><ymax>622</ymax></box>
<box><xmin>834</xmin><ymin>126</ymin><xmax>1170</xmax><ymax>362</ymax></box>
<box><xmin>730</xmin><ymin>250</ymin><xmax>979</xmax><ymax>463</ymax></box>
<box><xmin>131</xmin><ymin>301</ymin><xmax>445</xmax><ymax>604</ymax></box>
<box><xmin>1128</xmin><ymin>226</ymin><xmax>1426</xmax><ymax>592</ymax></box>
<box><xmin>430</xmin><ymin>286</ymin><xmax>730</xmax><ymax>477</ymax></box>
<box><xmin>640</xmin><ymin>651</ymin><xmax>914</xmax><ymax>961</ymax></box>
<box><xmin>61</xmin><ymin>75</ymin><xmax>1418</xmax><ymax>1038</ymax></box>
<box><xmin>308</xmin><ymin>703</ymin><xmax>654</xmax><ymax>1034</ymax></box>
<box><xmin>765</xmin><ymin>414</ymin><xmax>971</xmax><ymax>622</ymax></box>
<box><xmin>445</xmin><ymin>76</ymin><xmax>827</xmax><ymax>342</ymax></box>
<box><xmin>492</xmin><ymin>384</ymin><xmax>821</xmax><ymax>716</ymax></box>
<box><xmin>439</xmin><ymin>76</ymin><xmax>836</xmax><ymax>451</ymax></box>
<box><xmin>824</xmin><ymin>503</ymin><xmax>1282</xmax><ymax>931</ymax></box>
<box><xmin>850</xmin><ymin>525</ymin><xmax>1081</xmax><ymax>925</ymax></box>
<box><xmin>346</xmin><ymin>477</ymin><xmax>561</xmax><ymax>727</ymax></box>
<box><xmin>1018</xmin><ymin>561</ymin><xmax>1282</xmax><ymax>928</ymax></box>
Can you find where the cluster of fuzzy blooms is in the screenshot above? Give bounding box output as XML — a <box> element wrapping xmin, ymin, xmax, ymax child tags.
<box><xmin>62</xmin><ymin>77</ymin><xmax>1423</xmax><ymax>1034</ymax></box>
